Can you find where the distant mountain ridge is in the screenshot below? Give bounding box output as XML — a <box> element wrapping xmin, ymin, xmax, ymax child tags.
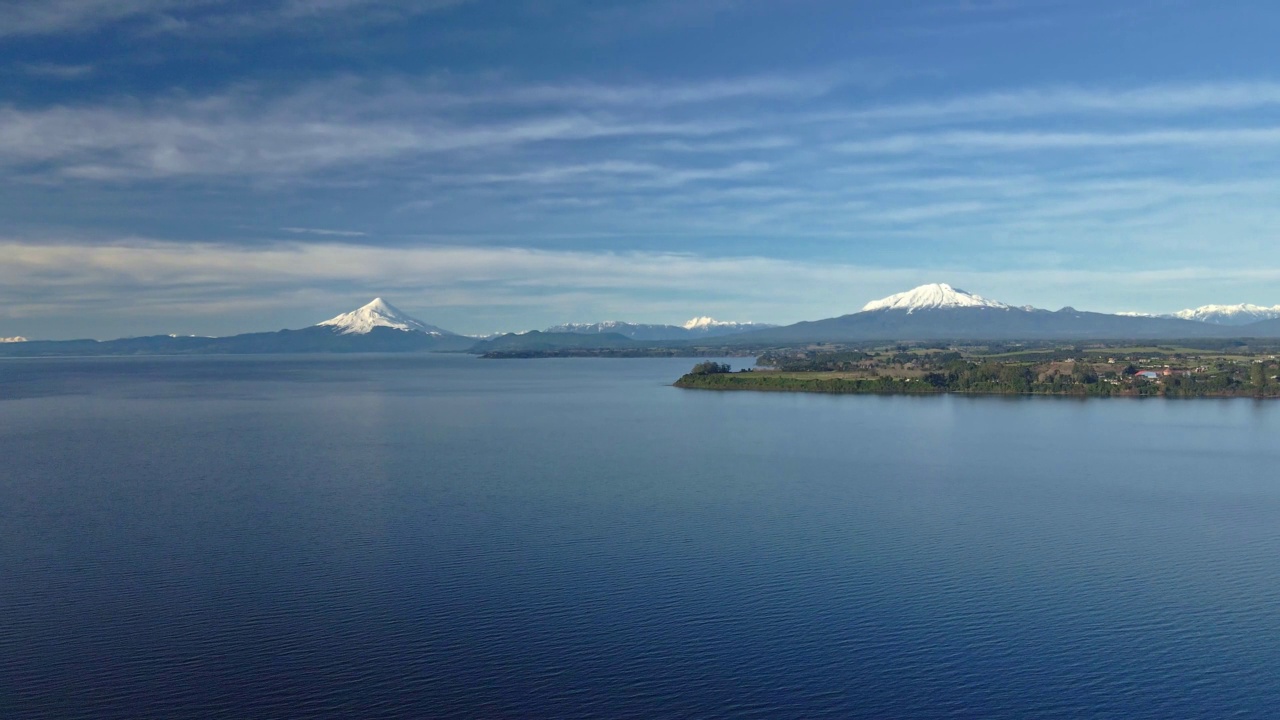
<box><xmin>1243</xmin><ymin>317</ymin><xmax>1280</xmax><ymax>335</ymax></box>
<box><xmin>1173</xmin><ymin>304</ymin><xmax>1280</xmax><ymax>325</ymax></box>
<box><xmin>680</xmin><ymin>316</ymin><xmax>769</xmax><ymax>331</ymax></box>
<box><xmin>544</xmin><ymin>317</ymin><xmax>775</xmax><ymax>341</ymax></box>
<box><xmin>1118</xmin><ymin>303</ymin><xmax>1280</xmax><ymax>326</ymax></box>
<box><xmin>6</xmin><ymin>289</ymin><xmax>1280</xmax><ymax>357</ymax></box>
<box><xmin>725</xmin><ymin>283</ymin><xmax>1279</xmax><ymax>344</ymax></box>
<box><xmin>471</xmin><ymin>331</ymin><xmax>638</xmax><ymax>353</ymax></box>
<box><xmin>0</xmin><ymin>298</ymin><xmax>474</xmax><ymax>356</ymax></box>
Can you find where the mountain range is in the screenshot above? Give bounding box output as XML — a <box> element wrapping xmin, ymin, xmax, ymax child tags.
<box><xmin>5</xmin><ymin>286</ymin><xmax>1280</xmax><ymax>357</ymax></box>
<box><xmin>722</xmin><ymin>283</ymin><xmax>1252</xmax><ymax>344</ymax></box>
<box><xmin>1119</xmin><ymin>304</ymin><xmax>1280</xmax><ymax>325</ymax></box>
<box><xmin>543</xmin><ymin>317</ymin><xmax>776</xmax><ymax>341</ymax></box>
<box><xmin>0</xmin><ymin>298</ymin><xmax>475</xmax><ymax>357</ymax></box>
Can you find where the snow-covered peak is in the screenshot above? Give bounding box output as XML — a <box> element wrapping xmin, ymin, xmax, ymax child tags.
<box><xmin>317</xmin><ymin>298</ymin><xmax>454</xmax><ymax>336</ymax></box>
<box><xmin>861</xmin><ymin>283</ymin><xmax>1010</xmax><ymax>313</ymax></box>
<box><xmin>682</xmin><ymin>316</ymin><xmax>753</xmax><ymax>330</ymax></box>
<box><xmin>0</xmin><ymin>336</ymin><xmax>27</xmax><ymax>343</ymax></box>
<box><xmin>1172</xmin><ymin>303</ymin><xmax>1280</xmax><ymax>325</ymax></box>
<box><xmin>546</xmin><ymin>321</ymin><xmax>635</xmax><ymax>332</ymax></box>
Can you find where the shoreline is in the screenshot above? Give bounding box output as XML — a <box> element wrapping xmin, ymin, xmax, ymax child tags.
<box><xmin>673</xmin><ymin>374</ymin><xmax>1279</xmax><ymax>399</ymax></box>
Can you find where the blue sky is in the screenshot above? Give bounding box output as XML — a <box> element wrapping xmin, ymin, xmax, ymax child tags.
<box><xmin>4</xmin><ymin>0</ymin><xmax>1280</xmax><ymax>338</ymax></box>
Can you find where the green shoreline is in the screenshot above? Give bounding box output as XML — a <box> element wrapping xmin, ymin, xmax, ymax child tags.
<box><xmin>674</xmin><ymin>351</ymin><xmax>1280</xmax><ymax>397</ymax></box>
<box><xmin>674</xmin><ymin>346</ymin><xmax>1280</xmax><ymax>398</ymax></box>
<box><xmin>673</xmin><ymin>373</ymin><xmax>1276</xmax><ymax>399</ymax></box>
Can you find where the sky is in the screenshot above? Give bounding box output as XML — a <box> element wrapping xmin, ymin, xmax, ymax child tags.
<box><xmin>4</xmin><ymin>0</ymin><xmax>1280</xmax><ymax>339</ymax></box>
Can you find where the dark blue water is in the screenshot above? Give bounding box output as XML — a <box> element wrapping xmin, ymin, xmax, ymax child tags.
<box><xmin>2</xmin><ymin>354</ymin><xmax>1279</xmax><ymax>719</ymax></box>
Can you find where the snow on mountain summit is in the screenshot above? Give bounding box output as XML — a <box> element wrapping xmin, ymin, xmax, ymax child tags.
<box><xmin>1172</xmin><ymin>303</ymin><xmax>1280</xmax><ymax>325</ymax></box>
<box><xmin>681</xmin><ymin>316</ymin><xmax>760</xmax><ymax>330</ymax></box>
<box><xmin>1114</xmin><ymin>304</ymin><xmax>1280</xmax><ymax>325</ymax></box>
<box><xmin>861</xmin><ymin>283</ymin><xmax>1010</xmax><ymax>313</ymax></box>
<box><xmin>317</xmin><ymin>298</ymin><xmax>455</xmax><ymax>335</ymax></box>
<box><xmin>543</xmin><ymin>316</ymin><xmax>773</xmax><ymax>339</ymax></box>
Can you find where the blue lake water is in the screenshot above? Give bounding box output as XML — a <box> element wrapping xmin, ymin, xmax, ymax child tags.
<box><xmin>2</xmin><ymin>354</ymin><xmax>1279</xmax><ymax>719</ymax></box>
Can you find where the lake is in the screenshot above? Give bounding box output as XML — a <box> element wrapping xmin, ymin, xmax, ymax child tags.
<box><xmin>2</xmin><ymin>354</ymin><xmax>1279</xmax><ymax>719</ymax></box>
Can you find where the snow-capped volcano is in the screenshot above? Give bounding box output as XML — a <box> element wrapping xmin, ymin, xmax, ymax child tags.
<box><xmin>317</xmin><ymin>298</ymin><xmax>456</xmax><ymax>336</ymax></box>
<box><xmin>1172</xmin><ymin>304</ymin><xmax>1280</xmax><ymax>325</ymax></box>
<box><xmin>862</xmin><ymin>283</ymin><xmax>1011</xmax><ymax>313</ymax></box>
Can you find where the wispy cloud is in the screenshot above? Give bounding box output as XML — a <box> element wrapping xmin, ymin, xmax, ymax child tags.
<box><xmin>10</xmin><ymin>73</ymin><xmax>1280</xmax><ymax>187</ymax></box>
<box><xmin>584</xmin><ymin>0</ymin><xmax>750</xmax><ymax>37</ymax></box>
<box><xmin>281</xmin><ymin>226</ymin><xmax>367</xmax><ymax>237</ymax></box>
<box><xmin>7</xmin><ymin>69</ymin><xmax>1280</xmax><ymax>320</ymax></box>
<box><xmin>837</xmin><ymin>127</ymin><xmax>1280</xmax><ymax>154</ymax></box>
<box><xmin>14</xmin><ymin>61</ymin><xmax>96</xmax><ymax>79</ymax></box>
<box><xmin>652</xmin><ymin>135</ymin><xmax>798</xmax><ymax>153</ymax></box>
<box><xmin>0</xmin><ymin>0</ymin><xmax>190</xmax><ymax>38</ymax></box>
<box><xmin>157</xmin><ymin>0</ymin><xmax>472</xmax><ymax>37</ymax></box>
<box><xmin>0</xmin><ymin>99</ymin><xmax>738</xmax><ymax>181</ymax></box>
<box><xmin>898</xmin><ymin>0</ymin><xmax>1080</xmax><ymax>37</ymax></box>
<box><xmin>2</xmin><ymin>70</ymin><xmax>847</xmax><ymax>181</ymax></box>
<box><xmin>0</xmin><ymin>0</ymin><xmax>468</xmax><ymax>38</ymax></box>
<box><xmin>819</xmin><ymin>82</ymin><xmax>1280</xmax><ymax>128</ymax></box>
<box><xmin>489</xmin><ymin>74</ymin><xmax>839</xmax><ymax>108</ymax></box>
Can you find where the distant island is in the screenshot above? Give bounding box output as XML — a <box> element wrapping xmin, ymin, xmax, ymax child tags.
<box><xmin>675</xmin><ymin>343</ymin><xmax>1280</xmax><ymax>398</ymax></box>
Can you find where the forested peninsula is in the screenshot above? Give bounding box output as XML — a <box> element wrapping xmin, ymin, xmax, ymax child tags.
<box><xmin>674</xmin><ymin>343</ymin><xmax>1280</xmax><ymax>398</ymax></box>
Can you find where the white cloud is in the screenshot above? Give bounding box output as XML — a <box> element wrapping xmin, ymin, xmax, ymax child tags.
<box><xmin>0</xmin><ymin>73</ymin><xmax>803</xmax><ymax>181</ymax></box>
<box><xmin>10</xmin><ymin>73</ymin><xmax>1280</xmax><ymax>189</ymax></box>
<box><xmin>837</xmin><ymin>127</ymin><xmax>1280</xmax><ymax>154</ymax></box>
<box><xmin>489</xmin><ymin>75</ymin><xmax>837</xmax><ymax>108</ymax></box>
<box><xmin>9</xmin><ymin>71</ymin><xmax>1280</xmax><ymax>309</ymax></box>
<box><xmin>815</xmin><ymin>82</ymin><xmax>1280</xmax><ymax>127</ymax></box>
<box><xmin>281</xmin><ymin>227</ymin><xmax>368</xmax><ymax>237</ymax></box>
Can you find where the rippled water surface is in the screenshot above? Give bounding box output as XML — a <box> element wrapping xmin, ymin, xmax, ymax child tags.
<box><xmin>3</xmin><ymin>354</ymin><xmax>1280</xmax><ymax>719</ymax></box>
